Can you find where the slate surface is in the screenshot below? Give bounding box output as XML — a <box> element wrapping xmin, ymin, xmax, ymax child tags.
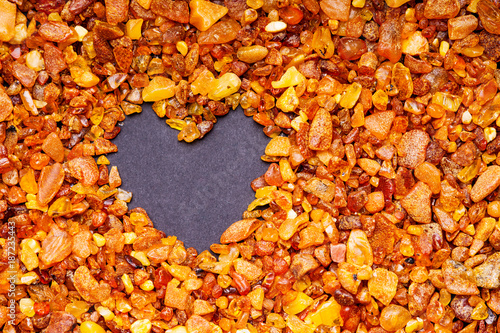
<box><xmin>108</xmin><ymin>104</ymin><xmax>269</xmax><ymax>252</ymax></box>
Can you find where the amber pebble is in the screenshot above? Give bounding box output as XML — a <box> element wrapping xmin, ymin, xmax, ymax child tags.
<box><xmin>368</xmin><ymin>268</ymin><xmax>398</xmax><ymax>306</ymax></box>
<box><xmin>279</xmin><ymin>6</ymin><xmax>303</xmax><ymax>25</ymax></box>
<box><xmin>378</xmin><ymin>18</ymin><xmax>403</xmax><ymax>63</ymax></box>
<box><xmin>39</xmin><ymin>225</ymin><xmax>73</xmax><ymax>266</ymax></box>
<box><xmin>338</xmin><ymin>38</ymin><xmax>367</xmax><ymax>61</ymax></box>
<box><xmin>473</xmin><ymin>252</ymin><xmax>500</xmax><ymax>289</ymax></box>
<box><xmin>424</xmin><ymin>0</ymin><xmax>460</xmax><ymax>19</ymax></box>
<box><xmin>400</xmin><ymin>181</ymin><xmax>432</xmax><ymax>224</ymax></box>
<box><xmin>105</xmin><ymin>0</ymin><xmax>128</xmax><ymax>25</ymax></box>
<box><xmin>397</xmin><ymin>130</ymin><xmax>429</xmax><ymax>169</ymax></box>
<box><xmin>364</xmin><ymin>111</ymin><xmax>395</xmax><ymax>140</ymax></box>
<box><xmin>380</xmin><ymin>305</ymin><xmax>412</xmax><ymax>332</ymax></box>
<box><xmin>308</xmin><ymin>109</ymin><xmax>333</xmax><ymax>151</ymax></box>
<box><xmin>448</xmin><ymin>15</ymin><xmax>478</xmax><ymax>40</ymax></box>
<box><xmin>414</xmin><ymin>162</ymin><xmax>441</xmax><ymax>194</ymax></box>
<box><xmin>320</xmin><ymin>0</ymin><xmax>350</xmax><ymax>21</ymax></box>
<box><xmin>39</xmin><ymin>21</ymin><xmax>73</xmax><ymax>42</ymax></box>
<box><xmin>37</xmin><ymin>163</ymin><xmax>65</xmax><ymax>206</ymax></box>
<box><xmin>198</xmin><ymin>19</ymin><xmax>241</xmax><ymax>45</ymax></box>
<box><xmin>189</xmin><ymin>0</ymin><xmax>228</xmax><ymax>31</ymax></box>
<box><xmin>68</xmin><ymin>156</ymin><xmax>100</xmax><ymax>187</ymax></box>
<box><xmin>220</xmin><ymin>219</ymin><xmax>262</xmax><ymax>243</ymax></box>
<box><xmin>442</xmin><ymin>260</ymin><xmax>480</xmax><ymax>295</ymax></box>
<box><xmin>150</xmin><ymin>0</ymin><xmax>189</xmax><ymax>23</ymax></box>
<box><xmin>42</xmin><ymin>133</ymin><xmax>65</xmax><ymax>163</ymax></box>
<box><xmin>470</xmin><ymin>165</ymin><xmax>500</xmax><ymax>202</ymax></box>
<box><xmin>477</xmin><ymin>0</ymin><xmax>500</xmax><ymax>35</ymax></box>
<box><xmin>0</xmin><ymin>0</ymin><xmax>16</xmax><ymax>42</ymax></box>
<box><xmin>0</xmin><ymin>88</ymin><xmax>12</xmax><ymax>122</ymax></box>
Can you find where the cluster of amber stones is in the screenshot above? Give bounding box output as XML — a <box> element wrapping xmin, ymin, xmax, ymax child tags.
<box><xmin>2</xmin><ymin>0</ymin><xmax>500</xmax><ymax>332</ymax></box>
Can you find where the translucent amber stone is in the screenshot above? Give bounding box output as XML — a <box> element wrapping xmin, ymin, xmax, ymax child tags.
<box><xmin>208</xmin><ymin>73</ymin><xmax>241</xmax><ymax>101</ymax></box>
<box><xmin>392</xmin><ymin>63</ymin><xmax>413</xmax><ymax>100</ymax></box>
<box><xmin>283</xmin><ymin>292</ymin><xmax>313</xmax><ymax>315</ymax></box>
<box><xmin>178</xmin><ymin>122</ymin><xmax>201</xmax><ymax>142</ymax></box>
<box><xmin>402</xmin><ymin>31</ymin><xmax>429</xmax><ymax>56</ymax></box>
<box><xmin>20</xmin><ymin>168</ymin><xmax>38</xmax><ymax>194</ymax></box>
<box><xmin>346</xmin><ymin>229</ymin><xmax>373</xmax><ymax>266</ymax></box>
<box><xmin>191</xmin><ymin>69</ymin><xmax>215</xmax><ymax>96</ymax></box>
<box><xmin>237</xmin><ymin>45</ymin><xmax>269</xmax><ymax>63</ymax></box>
<box><xmin>380</xmin><ymin>305</ymin><xmax>412</xmax><ymax>332</ymax></box>
<box><xmin>189</xmin><ymin>0</ymin><xmax>228</xmax><ymax>31</ymax></box>
<box><xmin>304</xmin><ymin>300</ymin><xmax>343</xmax><ymax>327</ymax></box>
<box><xmin>431</xmin><ymin>92</ymin><xmax>462</xmax><ymax>112</ymax></box>
<box><xmin>276</xmin><ymin>87</ymin><xmax>299</xmax><ymax>112</ymax></box>
<box><xmin>340</xmin><ymin>83</ymin><xmax>362</xmax><ymax>109</ymax></box>
<box><xmin>126</xmin><ymin>19</ymin><xmax>143</xmax><ymax>40</ymax></box>
<box><xmin>0</xmin><ymin>0</ymin><xmax>16</xmax><ymax>42</ymax></box>
<box><xmin>312</xmin><ymin>27</ymin><xmax>334</xmax><ymax>59</ymax></box>
<box><xmin>66</xmin><ymin>302</ymin><xmax>91</xmax><ymax>319</ymax></box>
<box><xmin>457</xmin><ymin>159</ymin><xmax>481</xmax><ymax>183</ymax></box>
<box><xmin>48</xmin><ymin>196</ymin><xmax>72</xmax><ymax>217</ymax></box>
<box><xmin>271</xmin><ymin>66</ymin><xmax>306</xmax><ymax>89</ymax></box>
<box><xmin>142</xmin><ymin>76</ymin><xmax>176</xmax><ymax>102</ymax></box>
<box><xmin>385</xmin><ymin>0</ymin><xmax>411</xmax><ymax>7</ymax></box>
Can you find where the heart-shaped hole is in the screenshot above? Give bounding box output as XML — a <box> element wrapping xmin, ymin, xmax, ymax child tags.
<box><xmin>108</xmin><ymin>105</ymin><xmax>269</xmax><ymax>251</ymax></box>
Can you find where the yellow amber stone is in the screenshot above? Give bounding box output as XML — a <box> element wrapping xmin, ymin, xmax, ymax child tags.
<box><xmin>255</xmin><ymin>186</ymin><xmax>277</xmax><ymax>198</ymax></box>
<box><xmin>373</xmin><ymin>89</ymin><xmax>389</xmax><ymax>110</ymax></box>
<box><xmin>237</xmin><ymin>45</ymin><xmax>269</xmax><ymax>63</ymax></box>
<box><xmin>340</xmin><ymin>83</ymin><xmax>362</xmax><ymax>109</ymax></box>
<box><xmin>130</xmin><ymin>319</ymin><xmax>152</xmax><ymax>333</ymax></box>
<box><xmin>137</xmin><ymin>0</ymin><xmax>152</xmax><ymax>9</ymax></box>
<box><xmin>457</xmin><ymin>159</ymin><xmax>481</xmax><ymax>183</ymax></box>
<box><xmin>208</xmin><ymin>73</ymin><xmax>242</xmax><ymax>101</ymax></box>
<box><xmin>142</xmin><ymin>76</ymin><xmax>176</xmax><ymax>102</ymax></box>
<box><xmin>267</xmin><ymin>313</ymin><xmax>286</xmax><ymax>328</ymax></box>
<box><xmin>0</xmin><ymin>0</ymin><xmax>16</xmax><ymax>42</ymax></box>
<box><xmin>19</xmin><ymin>298</ymin><xmax>35</xmax><ymax>317</ymax></box>
<box><xmin>178</xmin><ymin>122</ymin><xmax>201</xmax><ymax>142</ymax></box>
<box><xmin>385</xmin><ymin>0</ymin><xmax>411</xmax><ymax>7</ymax></box>
<box><xmin>461</xmin><ymin>45</ymin><xmax>484</xmax><ymax>57</ymax></box>
<box><xmin>126</xmin><ymin>19</ymin><xmax>143</xmax><ymax>40</ymax></box>
<box><xmin>19</xmin><ymin>244</ymin><xmax>38</xmax><ymax>271</ymax></box>
<box><xmin>286</xmin><ymin>315</ymin><xmax>314</xmax><ymax>333</ymax></box>
<box><xmin>351</xmin><ymin>104</ymin><xmax>365</xmax><ymax>127</ymax></box>
<box><xmin>20</xmin><ymin>168</ymin><xmax>38</xmax><ymax>194</ymax></box>
<box><xmin>122</xmin><ymin>274</ymin><xmax>134</xmax><ymax>294</ymax></box>
<box><xmin>176</xmin><ymin>41</ymin><xmax>188</xmax><ymax>56</ymax></box>
<box><xmin>74</xmin><ymin>71</ymin><xmax>100</xmax><ymax>88</ymax></box>
<box><xmin>247</xmin><ymin>0</ymin><xmax>264</xmax><ymax>9</ymax></box>
<box><xmin>304</xmin><ymin>300</ymin><xmax>343</xmax><ymax>327</ymax></box>
<box><xmin>166</xmin><ymin>119</ymin><xmax>186</xmax><ymax>131</ymax></box>
<box><xmin>48</xmin><ymin>196</ymin><xmax>72</xmax><ymax>217</ymax></box>
<box><xmin>468</xmin><ymin>0</ymin><xmax>480</xmax><ymax>12</ymax></box>
<box><xmin>248</xmin><ymin>287</ymin><xmax>264</xmax><ymax>310</ymax></box>
<box><xmin>90</xmin><ymin>106</ymin><xmax>104</xmax><ymax>125</ymax></box>
<box><xmin>96</xmin><ymin>156</ymin><xmax>110</xmax><ymax>165</ymax></box>
<box><xmin>66</xmin><ymin>301</ymin><xmax>91</xmax><ymax>319</ymax></box>
<box><xmin>471</xmin><ymin>302</ymin><xmax>489</xmax><ymax>320</ymax></box>
<box><xmin>380</xmin><ymin>305</ymin><xmax>412</xmax><ymax>332</ymax></box>
<box><xmin>276</xmin><ymin>87</ymin><xmax>299</xmax><ymax>112</ymax></box>
<box><xmin>432</xmin><ymin>92</ymin><xmax>462</xmax><ymax>112</ymax></box>
<box><xmin>96</xmin><ymin>185</ymin><xmax>117</xmax><ymax>199</ymax></box>
<box><xmin>247</xmin><ymin>197</ymin><xmax>272</xmax><ymax>211</ymax></box>
<box><xmin>352</xmin><ymin>0</ymin><xmax>366</xmax><ymax>8</ymax></box>
<box><xmin>312</xmin><ymin>27</ymin><xmax>334</xmax><ymax>59</ymax></box>
<box><xmin>284</xmin><ymin>292</ymin><xmax>314</xmax><ymax>315</ymax></box>
<box><xmin>189</xmin><ymin>0</ymin><xmax>228</xmax><ymax>31</ymax></box>
<box><xmin>346</xmin><ymin>229</ymin><xmax>373</xmax><ymax>266</ymax></box>
<box><xmin>271</xmin><ymin>66</ymin><xmax>306</xmax><ymax>89</ymax></box>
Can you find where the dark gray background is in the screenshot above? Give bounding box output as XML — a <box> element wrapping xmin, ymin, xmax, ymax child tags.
<box><xmin>108</xmin><ymin>104</ymin><xmax>269</xmax><ymax>252</ymax></box>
